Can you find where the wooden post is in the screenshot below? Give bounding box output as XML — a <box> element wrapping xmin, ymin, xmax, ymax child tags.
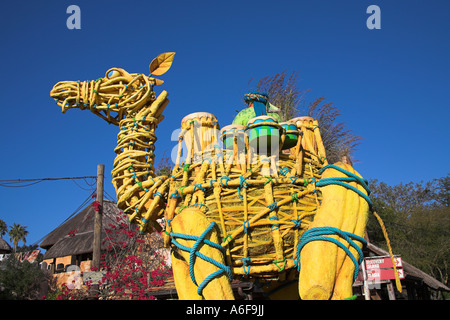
<box><xmin>361</xmin><ymin>258</ymin><xmax>371</xmax><ymax>300</ymax></box>
<box><xmin>92</xmin><ymin>164</ymin><xmax>104</xmax><ymax>269</ymax></box>
<box><xmin>91</xmin><ymin>164</ymin><xmax>104</xmax><ymax>298</ymax></box>
<box><xmin>387</xmin><ymin>281</ymin><xmax>396</xmax><ymax>300</ymax></box>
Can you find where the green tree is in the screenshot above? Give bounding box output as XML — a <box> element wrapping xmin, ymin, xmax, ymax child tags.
<box><xmin>250</xmin><ymin>70</ymin><xmax>361</xmax><ymax>163</ymax></box>
<box><xmin>0</xmin><ymin>255</ymin><xmax>46</xmax><ymax>299</ymax></box>
<box><xmin>367</xmin><ymin>175</ymin><xmax>450</xmax><ymax>288</ymax></box>
<box><xmin>434</xmin><ymin>174</ymin><xmax>449</xmax><ymax>207</ymax></box>
<box><xmin>8</xmin><ymin>223</ymin><xmax>28</xmax><ymax>252</ymax></box>
<box><xmin>0</xmin><ymin>219</ymin><xmax>7</xmax><ymax>239</ymax></box>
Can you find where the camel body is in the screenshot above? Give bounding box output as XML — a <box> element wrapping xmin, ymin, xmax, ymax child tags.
<box><xmin>51</xmin><ymin>54</ymin><xmax>372</xmax><ymax>300</ymax></box>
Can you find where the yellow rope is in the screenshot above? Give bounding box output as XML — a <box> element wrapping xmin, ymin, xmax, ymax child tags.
<box><xmin>372</xmin><ymin>210</ymin><xmax>403</xmax><ymax>292</ymax></box>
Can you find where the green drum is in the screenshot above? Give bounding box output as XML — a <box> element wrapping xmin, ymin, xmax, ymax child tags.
<box><xmin>281</xmin><ymin>122</ymin><xmax>299</xmax><ymax>150</ymax></box>
<box><xmin>220</xmin><ymin>124</ymin><xmax>245</xmax><ymax>150</ymax></box>
<box><xmin>245</xmin><ymin>116</ymin><xmax>282</xmax><ymax>155</ymax></box>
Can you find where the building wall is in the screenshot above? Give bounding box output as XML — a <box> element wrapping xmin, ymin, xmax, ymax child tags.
<box><xmin>43</xmin><ymin>255</ymin><xmax>93</xmax><ymax>290</ymax></box>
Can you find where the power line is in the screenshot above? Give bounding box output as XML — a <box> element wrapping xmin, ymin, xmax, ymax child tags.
<box><xmin>30</xmin><ymin>189</ymin><xmax>98</xmax><ymax>247</ymax></box>
<box><xmin>0</xmin><ymin>176</ymin><xmax>97</xmax><ymax>188</ymax></box>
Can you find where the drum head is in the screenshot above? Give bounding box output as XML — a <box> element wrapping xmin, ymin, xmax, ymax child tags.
<box><xmin>181</xmin><ymin>112</ymin><xmax>217</xmax><ymax>126</ymax></box>
<box><xmin>247</xmin><ymin>115</ymin><xmax>278</xmax><ymax>126</ymax></box>
<box><xmin>288</xmin><ymin>116</ymin><xmax>314</xmax><ymax>125</ymax></box>
<box><xmin>220</xmin><ymin>124</ymin><xmax>245</xmax><ymax>135</ymax></box>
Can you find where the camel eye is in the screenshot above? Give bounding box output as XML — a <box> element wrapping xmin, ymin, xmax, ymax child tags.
<box><xmin>106</xmin><ymin>69</ymin><xmax>120</xmax><ymax>79</ymax></box>
<box><xmin>108</xmin><ymin>70</ymin><xmax>117</xmax><ymax>77</ymax></box>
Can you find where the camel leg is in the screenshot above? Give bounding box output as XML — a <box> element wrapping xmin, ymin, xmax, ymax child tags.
<box><xmin>170</xmin><ymin>208</ymin><xmax>234</xmax><ymax>300</ymax></box>
<box><xmin>171</xmin><ymin>250</ymin><xmax>203</xmax><ymax>300</ymax></box>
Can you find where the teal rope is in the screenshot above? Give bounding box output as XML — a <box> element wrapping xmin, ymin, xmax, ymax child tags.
<box><xmin>267</xmin><ymin>202</ymin><xmax>278</xmax><ymax>212</ymax></box>
<box><xmin>243</xmin><ymin>220</ymin><xmax>250</xmax><ymax>233</ymax></box>
<box><xmin>269</xmin><ymin>216</ymin><xmax>279</xmax><ymax>230</ymax></box>
<box><xmin>170</xmin><ymin>190</ymin><xmax>180</xmax><ymax>199</ymax></box>
<box><xmin>295</xmin><ymin>165</ymin><xmax>371</xmax><ymax>282</ymax></box>
<box><xmin>295</xmin><ymin>226</ymin><xmax>367</xmax><ymax>281</ymax></box>
<box><xmin>291</xmin><ymin>219</ymin><xmax>302</xmax><ymax>228</ymax></box>
<box><xmin>237</xmin><ymin>176</ymin><xmax>248</xmax><ymax>199</ymax></box>
<box><xmin>170</xmin><ymin>222</ymin><xmax>232</xmax><ymax>296</ymax></box>
<box><xmin>317</xmin><ymin>164</ymin><xmax>372</xmax><ymax>208</ymax></box>
<box><xmin>220</xmin><ymin>176</ymin><xmax>231</xmax><ymax>186</ymax></box>
<box><xmin>193</xmin><ymin>183</ymin><xmax>205</xmax><ymax>192</ymax></box>
<box><xmin>242</xmin><ymin>257</ymin><xmax>252</xmax><ymax>275</ymax></box>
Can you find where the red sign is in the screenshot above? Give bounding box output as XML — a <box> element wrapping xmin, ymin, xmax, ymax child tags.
<box><xmin>366</xmin><ymin>268</ymin><xmax>405</xmax><ymax>281</ymax></box>
<box><xmin>365</xmin><ymin>256</ymin><xmax>402</xmax><ymax>270</ymax></box>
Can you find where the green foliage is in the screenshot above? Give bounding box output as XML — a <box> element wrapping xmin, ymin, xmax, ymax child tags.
<box><xmin>367</xmin><ymin>174</ymin><xmax>450</xmax><ymax>288</ymax></box>
<box><xmin>250</xmin><ymin>70</ymin><xmax>361</xmax><ymax>163</ymax></box>
<box><xmin>0</xmin><ymin>255</ymin><xmax>46</xmax><ymax>299</ymax></box>
<box><xmin>0</xmin><ymin>219</ymin><xmax>7</xmax><ymax>238</ymax></box>
<box><xmin>8</xmin><ymin>223</ymin><xmax>28</xmax><ymax>252</ymax></box>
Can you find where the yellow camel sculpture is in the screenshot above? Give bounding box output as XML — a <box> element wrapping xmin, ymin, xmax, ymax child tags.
<box><xmin>50</xmin><ymin>53</ymin><xmax>400</xmax><ymax>300</ymax></box>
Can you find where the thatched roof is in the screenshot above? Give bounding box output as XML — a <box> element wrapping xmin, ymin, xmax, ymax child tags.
<box><xmin>367</xmin><ymin>242</ymin><xmax>450</xmax><ymax>292</ymax></box>
<box><xmin>41</xmin><ymin>199</ymin><xmax>130</xmax><ymax>260</ymax></box>
<box><xmin>0</xmin><ymin>238</ymin><xmax>12</xmax><ymax>253</ymax></box>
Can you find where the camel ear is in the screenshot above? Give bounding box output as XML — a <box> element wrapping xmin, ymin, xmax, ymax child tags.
<box><xmin>151</xmin><ymin>78</ymin><xmax>165</xmax><ymax>86</ymax></box>
<box><xmin>149</xmin><ymin>52</ymin><xmax>175</xmax><ymax>76</ymax></box>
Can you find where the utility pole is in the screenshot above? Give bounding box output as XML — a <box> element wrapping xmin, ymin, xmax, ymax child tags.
<box><xmin>91</xmin><ymin>164</ymin><xmax>104</xmax><ymax>298</ymax></box>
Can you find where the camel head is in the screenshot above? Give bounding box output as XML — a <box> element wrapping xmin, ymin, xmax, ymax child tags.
<box><xmin>50</xmin><ymin>52</ymin><xmax>175</xmax><ymax>126</ymax></box>
<box><xmin>50</xmin><ymin>53</ymin><xmax>176</xmax><ymax>234</ymax></box>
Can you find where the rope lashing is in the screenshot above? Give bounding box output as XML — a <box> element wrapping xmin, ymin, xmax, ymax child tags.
<box><xmin>193</xmin><ymin>183</ymin><xmax>206</xmax><ymax>192</ymax></box>
<box><xmin>315</xmin><ymin>164</ymin><xmax>402</xmax><ymax>291</ymax></box>
<box><xmin>290</xmin><ymin>192</ymin><xmax>299</xmax><ymax>202</ymax></box>
<box><xmin>273</xmin><ymin>258</ymin><xmax>287</xmax><ymax>272</ymax></box>
<box><xmin>288</xmin><ymin>176</ymin><xmax>298</xmax><ymax>184</ymax></box>
<box><xmin>179</xmin><ymin>186</ymin><xmax>186</xmax><ymax>198</ymax></box>
<box><xmin>237</xmin><ymin>176</ymin><xmax>248</xmax><ymax>199</ymax></box>
<box><xmin>295</xmin><ymin>226</ymin><xmax>367</xmax><ymax>281</ymax></box>
<box><xmin>241</xmin><ymin>257</ymin><xmax>252</xmax><ymax>275</ymax></box>
<box><xmin>220</xmin><ymin>176</ymin><xmax>231</xmax><ymax>186</ymax></box>
<box><xmin>267</xmin><ymin>202</ymin><xmax>278</xmax><ymax>212</ymax></box>
<box><xmin>269</xmin><ymin>216</ymin><xmax>280</xmax><ymax>230</ymax></box>
<box><xmin>291</xmin><ymin>219</ymin><xmax>302</xmax><ymax>228</ymax></box>
<box><xmin>170</xmin><ymin>221</ymin><xmax>232</xmax><ymax>296</ymax></box>
<box><xmin>170</xmin><ymin>190</ymin><xmax>180</xmax><ymax>199</ymax></box>
<box><xmin>279</xmin><ymin>167</ymin><xmax>289</xmax><ymax>176</ymax></box>
<box><xmin>190</xmin><ymin>203</ymin><xmax>208</xmax><ymax>210</ymax></box>
<box><xmin>263</xmin><ymin>176</ymin><xmax>273</xmax><ymax>186</ymax></box>
<box><xmin>243</xmin><ymin>220</ymin><xmax>250</xmax><ymax>233</ymax></box>
<box><xmin>317</xmin><ymin>164</ymin><xmax>372</xmax><ymax>207</ymax></box>
<box><xmin>128</xmin><ymin>164</ymin><xmax>146</xmax><ymax>191</ymax></box>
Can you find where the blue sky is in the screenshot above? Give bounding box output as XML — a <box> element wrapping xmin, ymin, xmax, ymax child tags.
<box><xmin>0</xmin><ymin>0</ymin><xmax>448</xmax><ymax>246</ymax></box>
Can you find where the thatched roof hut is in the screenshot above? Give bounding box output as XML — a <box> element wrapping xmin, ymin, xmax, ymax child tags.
<box><xmin>0</xmin><ymin>238</ymin><xmax>12</xmax><ymax>254</ymax></box>
<box><xmin>40</xmin><ymin>199</ymin><xmax>129</xmax><ymax>260</ymax></box>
